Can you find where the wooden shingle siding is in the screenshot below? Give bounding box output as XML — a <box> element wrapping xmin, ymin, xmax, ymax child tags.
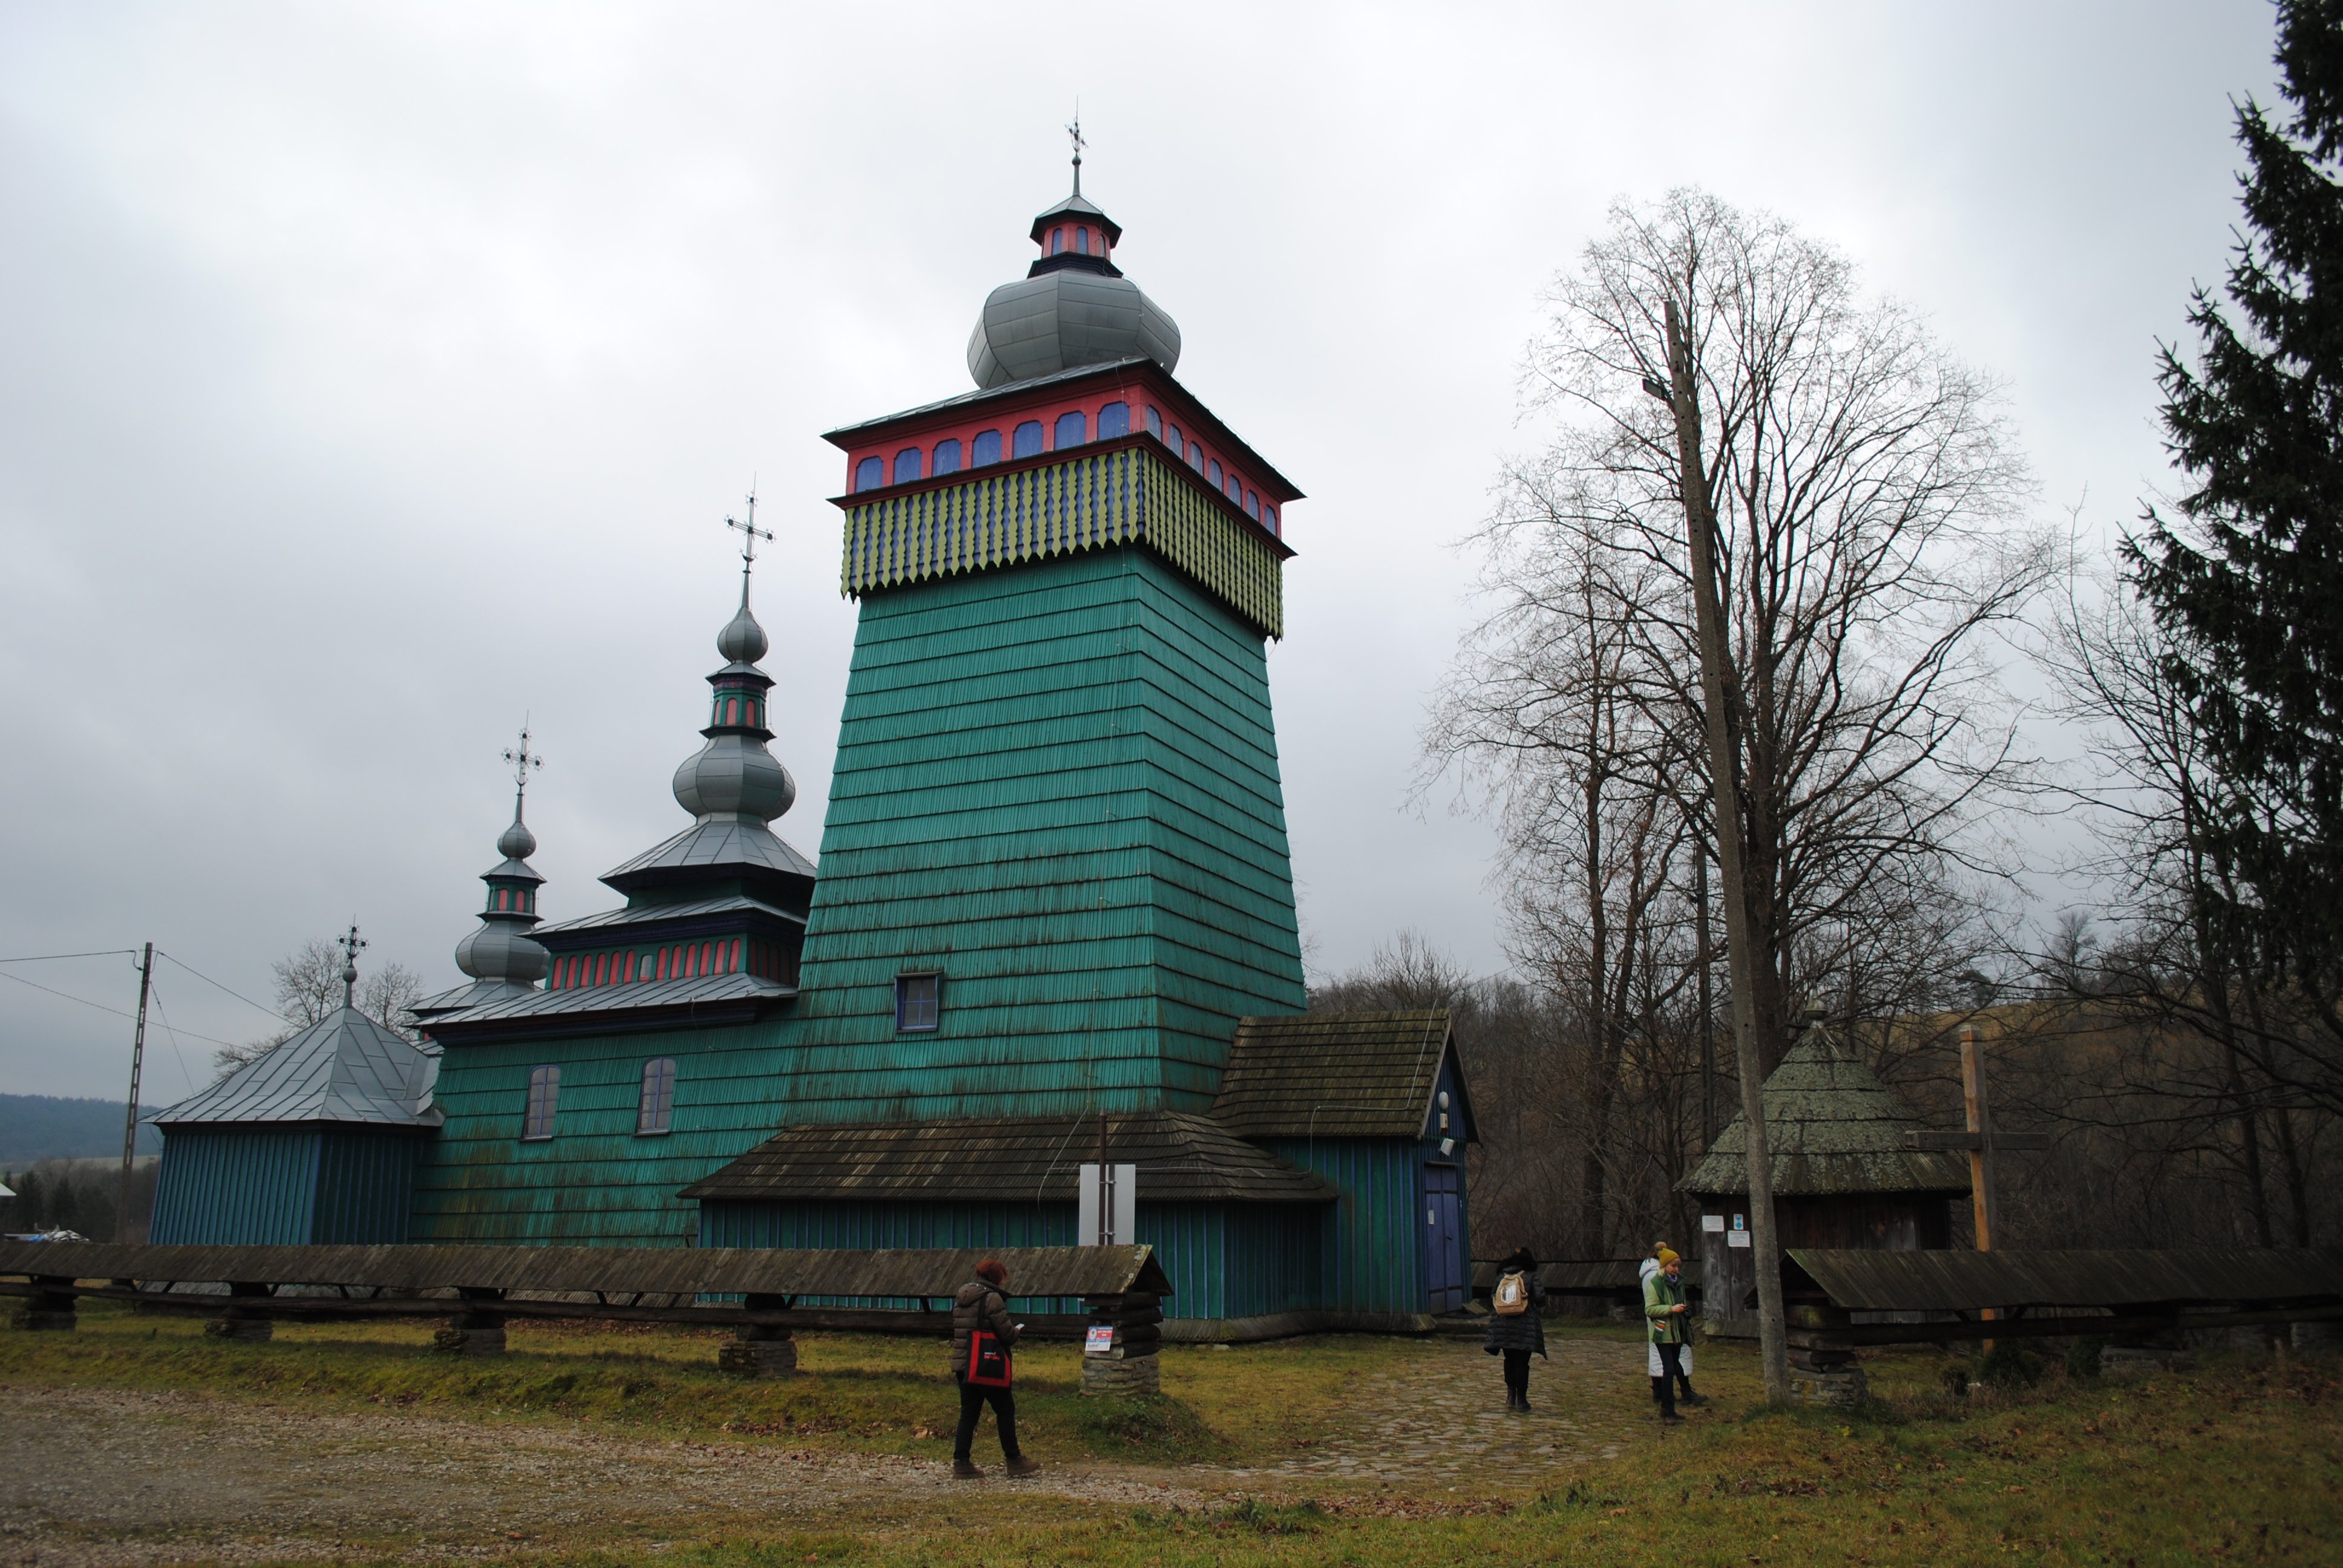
<box><xmin>780</xmin><ymin>549</ymin><xmax>1305</xmax><ymax>1123</ymax></box>
<box><xmin>1261</xmin><ymin>1135</ymin><xmax>1459</xmax><ymax>1317</ymax></box>
<box><xmin>839</xmin><ymin>446</ymin><xmax>1286</xmax><ymax>638</ymax></box>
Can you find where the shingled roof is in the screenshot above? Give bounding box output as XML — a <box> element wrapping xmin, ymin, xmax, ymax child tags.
<box><xmin>1210</xmin><ymin>1009</ymin><xmax>1471</xmax><ymax>1140</ymax></box>
<box><xmin>1679</xmin><ymin>1025</ymin><xmax>1970</xmax><ymax>1198</ymax></box>
<box><xmin>681</xmin><ymin>1111</ymin><xmax>1334</xmax><ymax>1206</ymax></box>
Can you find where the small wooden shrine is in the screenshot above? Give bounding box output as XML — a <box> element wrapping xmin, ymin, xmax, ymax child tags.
<box><xmin>1679</xmin><ymin>1019</ymin><xmax>1969</xmax><ymax>1338</ymax></box>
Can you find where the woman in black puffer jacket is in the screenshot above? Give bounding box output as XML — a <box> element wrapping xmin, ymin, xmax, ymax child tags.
<box><xmin>1483</xmin><ymin>1247</ymin><xmax>1547</xmax><ymax>1411</ymax></box>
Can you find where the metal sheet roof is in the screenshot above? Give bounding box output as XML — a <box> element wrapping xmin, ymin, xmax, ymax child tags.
<box><xmin>1211</xmin><ymin>1010</ymin><xmax>1467</xmax><ymax>1140</ymax></box>
<box><xmin>0</xmin><ymin>1240</ymin><xmax>1171</xmax><ymax>1300</ymax></box>
<box><xmin>600</xmin><ymin>818</ymin><xmax>816</xmax><ymax>892</ymax></box>
<box><xmin>148</xmin><ymin>1007</ymin><xmax>441</xmax><ymax>1129</ymax></box>
<box><xmin>683</xmin><ymin>1111</ymin><xmax>1334</xmax><ymax>1206</ymax></box>
<box><xmin>1786</xmin><ymin>1247</ymin><xmax>2343</xmax><ymax>1312</ymax></box>
<box><xmin>536</xmin><ymin>893</ymin><xmax>807</xmax><ymax>936</ymax></box>
<box><xmin>1680</xmin><ymin>1027</ymin><xmax>1971</xmax><ymax>1198</ymax></box>
<box><xmin>421</xmin><ymin>971</ymin><xmax>792</xmax><ymax>1037</ymax></box>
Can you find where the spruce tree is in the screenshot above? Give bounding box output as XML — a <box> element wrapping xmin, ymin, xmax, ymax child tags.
<box><xmin>2132</xmin><ymin>0</ymin><xmax>2343</xmax><ymax>990</ymax></box>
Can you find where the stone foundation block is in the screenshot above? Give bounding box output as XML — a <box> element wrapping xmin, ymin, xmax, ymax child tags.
<box><xmin>1080</xmin><ymin>1354</ymin><xmax>1161</xmax><ymax>1398</ymax></box>
<box><xmin>718</xmin><ymin>1339</ymin><xmax>799</xmax><ymax>1377</ymax></box>
<box><xmin>431</xmin><ymin>1325</ymin><xmax>506</xmax><ymax>1356</ymax></box>
<box><xmin>1789</xmin><ymin>1365</ymin><xmax>1867</xmax><ymax>1407</ymax></box>
<box><xmin>12</xmin><ymin>1308</ymin><xmax>77</xmax><ymax>1331</ymax></box>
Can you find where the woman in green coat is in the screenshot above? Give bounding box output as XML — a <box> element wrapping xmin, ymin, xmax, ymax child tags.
<box><xmin>1643</xmin><ymin>1248</ymin><xmax>1693</xmax><ymax>1423</ymax></box>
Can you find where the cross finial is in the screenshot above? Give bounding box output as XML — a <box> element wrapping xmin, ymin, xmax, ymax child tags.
<box><xmin>502</xmin><ymin>721</ymin><xmax>543</xmax><ymax>818</ymax></box>
<box><xmin>337</xmin><ymin>922</ymin><xmax>367</xmax><ymax>1009</ymax></box>
<box><xmin>1067</xmin><ymin>108</ymin><xmax>1085</xmax><ymax>196</ymax></box>
<box><xmin>726</xmin><ymin>485</ymin><xmax>773</xmax><ymax>607</ymax></box>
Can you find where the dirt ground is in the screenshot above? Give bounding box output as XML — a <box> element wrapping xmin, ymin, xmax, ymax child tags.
<box><xmin>0</xmin><ymin>1384</ymin><xmax>1220</xmax><ymax>1567</ymax></box>
<box><xmin>0</xmin><ymin>1335</ymin><xmax>1671</xmax><ymax>1566</ymax></box>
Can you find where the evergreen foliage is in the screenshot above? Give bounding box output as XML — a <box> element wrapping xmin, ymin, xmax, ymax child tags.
<box><xmin>2131</xmin><ymin>0</ymin><xmax>2343</xmax><ymax>987</ymax></box>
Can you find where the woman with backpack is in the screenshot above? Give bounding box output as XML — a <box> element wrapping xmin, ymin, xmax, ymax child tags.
<box><xmin>950</xmin><ymin>1259</ymin><xmax>1040</xmax><ymax>1478</ymax></box>
<box><xmin>1483</xmin><ymin>1246</ymin><xmax>1547</xmax><ymax>1411</ymax></box>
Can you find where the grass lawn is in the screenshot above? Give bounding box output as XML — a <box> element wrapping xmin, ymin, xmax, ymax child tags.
<box><xmin>5</xmin><ymin>1301</ymin><xmax>2339</xmax><ymax>1566</ymax></box>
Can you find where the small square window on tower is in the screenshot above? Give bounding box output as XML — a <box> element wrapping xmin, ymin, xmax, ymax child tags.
<box><xmin>895</xmin><ymin>972</ymin><xmax>942</xmax><ymax>1032</ymax></box>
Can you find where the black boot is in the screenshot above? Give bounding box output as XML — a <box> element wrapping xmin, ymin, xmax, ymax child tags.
<box><xmin>1650</xmin><ymin>1376</ymin><xmax>1664</xmax><ymax>1405</ymax></box>
<box><xmin>1680</xmin><ymin>1383</ymin><xmax>1710</xmax><ymax>1407</ymax></box>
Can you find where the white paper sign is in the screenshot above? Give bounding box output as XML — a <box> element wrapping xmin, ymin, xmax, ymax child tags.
<box><xmin>1727</xmin><ymin>1229</ymin><xmax>1752</xmax><ymax>1249</ymax></box>
<box><xmin>1084</xmin><ymin>1325</ymin><xmax>1116</xmax><ymax>1356</ymax></box>
<box><xmin>1702</xmin><ymin>1214</ymin><xmax>1726</xmax><ymax>1232</ymax></box>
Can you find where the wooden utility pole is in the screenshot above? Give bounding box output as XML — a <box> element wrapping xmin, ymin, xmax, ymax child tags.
<box><xmin>116</xmin><ymin>942</ymin><xmax>153</xmax><ymax>1244</ymax></box>
<box><xmin>1650</xmin><ymin>297</ymin><xmax>1790</xmax><ymax>1402</ymax></box>
<box><xmin>1905</xmin><ymin>1025</ymin><xmax>2048</xmax><ymax>1350</ymax></box>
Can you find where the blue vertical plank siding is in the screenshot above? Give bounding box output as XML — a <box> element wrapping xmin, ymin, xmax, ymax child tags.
<box><xmin>149</xmin><ymin>1128</ymin><xmax>323</xmax><ymax>1246</ymax></box>
<box><xmin>1261</xmin><ymin>1137</ymin><xmax>1428</xmax><ymax>1315</ymax></box>
<box><xmin>312</xmin><ymin>1130</ymin><xmax>420</xmax><ymax>1244</ymax></box>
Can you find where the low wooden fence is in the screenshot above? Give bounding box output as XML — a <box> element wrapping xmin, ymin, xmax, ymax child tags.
<box><xmin>0</xmin><ymin>1241</ymin><xmax>1170</xmax><ymax>1390</ymax></box>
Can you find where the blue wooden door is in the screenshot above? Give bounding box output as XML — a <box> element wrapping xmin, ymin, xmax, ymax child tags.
<box><xmin>1423</xmin><ymin>1163</ymin><xmax>1466</xmax><ymax>1312</ymax></box>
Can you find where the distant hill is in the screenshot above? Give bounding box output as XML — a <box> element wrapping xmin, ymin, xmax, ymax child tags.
<box><xmin>1</xmin><ymin>1095</ymin><xmax>163</xmax><ymax>1166</ymax></box>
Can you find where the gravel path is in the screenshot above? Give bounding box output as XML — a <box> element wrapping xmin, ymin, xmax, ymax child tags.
<box><xmin>1223</xmin><ymin>1331</ymin><xmax>1665</xmax><ymax>1482</ymax></box>
<box><xmin>0</xmin><ymin>1387</ymin><xmax>1203</xmax><ymax>1567</ymax></box>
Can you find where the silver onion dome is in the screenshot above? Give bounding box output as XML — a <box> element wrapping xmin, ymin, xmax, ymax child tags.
<box><xmin>496</xmin><ymin>817</ymin><xmax>537</xmax><ymax>860</ymax></box>
<box><xmin>672</xmin><ymin>597</ymin><xmax>795</xmax><ymax>822</ymax></box>
<box><xmin>966</xmin><ymin>189</ymin><xmax>1180</xmax><ymax>389</ymax></box>
<box><xmin>456</xmin><ymin>906</ymin><xmax>548</xmax><ymax>984</ymax></box>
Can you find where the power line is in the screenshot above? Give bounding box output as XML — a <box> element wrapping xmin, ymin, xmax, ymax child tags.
<box><xmin>0</xmin><ymin>949</ymin><xmax>139</xmax><ymax>964</ymax></box>
<box><xmin>145</xmin><ymin>983</ymin><xmax>200</xmax><ymax>1094</ymax></box>
<box><xmin>157</xmin><ymin>951</ymin><xmax>288</xmax><ymax>1024</ymax></box>
<box><xmin>0</xmin><ymin>967</ymin><xmax>243</xmax><ymax>1049</ymax></box>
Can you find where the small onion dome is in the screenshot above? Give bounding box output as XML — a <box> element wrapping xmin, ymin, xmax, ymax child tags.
<box><xmin>966</xmin><ymin>190</ymin><xmax>1181</xmax><ymax>390</ymax></box>
<box><xmin>497</xmin><ymin>817</ymin><xmax>538</xmax><ymax>860</ymax></box>
<box><xmin>456</xmin><ymin>912</ymin><xmax>548</xmax><ymax>984</ymax></box>
<box><xmin>672</xmin><ymin>596</ymin><xmax>796</xmax><ymax>822</ymax></box>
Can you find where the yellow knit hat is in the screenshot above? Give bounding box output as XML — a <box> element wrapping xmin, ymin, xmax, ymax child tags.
<box><xmin>1656</xmin><ymin>1247</ymin><xmax>1680</xmax><ymax>1266</ymax></box>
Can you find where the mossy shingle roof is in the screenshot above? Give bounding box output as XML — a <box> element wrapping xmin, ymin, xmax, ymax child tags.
<box><xmin>1679</xmin><ymin>1027</ymin><xmax>1970</xmax><ymax>1198</ymax></box>
<box><xmin>681</xmin><ymin>1111</ymin><xmax>1332</xmax><ymax>1205</ymax></box>
<box><xmin>1211</xmin><ymin>1010</ymin><xmax>1467</xmax><ymax>1140</ymax></box>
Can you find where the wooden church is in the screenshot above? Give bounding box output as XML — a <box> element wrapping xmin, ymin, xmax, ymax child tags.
<box><xmin>146</xmin><ymin>155</ymin><xmax>1478</xmax><ymax>1336</ymax></box>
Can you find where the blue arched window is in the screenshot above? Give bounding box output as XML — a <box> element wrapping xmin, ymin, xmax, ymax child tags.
<box><xmin>1076</xmin><ymin>226</ymin><xmax>1090</xmax><ymax>255</ymax></box>
<box><xmin>1245</xmin><ymin>489</ymin><xmax>1260</xmax><ymax>520</ymax></box>
<box><xmin>894</xmin><ymin>447</ymin><xmax>923</xmax><ymax>485</ymax></box>
<box><xmin>1098</xmin><ymin>402</ymin><xmax>1130</xmax><ymax>439</ymax></box>
<box><xmin>1227</xmin><ymin>474</ymin><xmax>1242</xmax><ymax>503</ymax></box>
<box><xmin>1187</xmin><ymin>442</ymin><xmax>1204</xmax><ymax>470</ymax></box>
<box><xmin>933</xmin><ymin>438</ymin><xmax>963</xmax><ymax>476</ymax></box>
<box><xmin>522</xmin><ymin>1065</ymin><xmax>560</xmax><ymax>1141</ymax></box>
<box><xmin>1144</xmin><ymin>406</ymin><xmax>1162</xmax><ymax>438</ymax></box>
<box><xmin>1165</xmin><ymin>422</ymin><xmax>1183</xmax><ymax>453</ymax></box>
<box><xmin>1207</xmin><ymin>459</ymin><xmax>1224</xmax><ymax>489</ymax></box>
<box><xmin>637</xmin><ymin>1057</ymin><xmax>677</xmax><ymax>1136</ymax></box>
<box><xmin>854</xmin><ymin>456</ymin><xmax>883</xmax><ymax>492</ymax></box>
<box><xmin>1013</xmin><ymin>420</ymin><xmax>1044</xmax><ymax>458</ymax></box>
<box><xmin>972</xmin><ymin>429</ymin><xmax>1002</xmax><ymax>466</ymax></box>
<box><xmin>1055</xmin><ymin>410</ymin><xmax>1087</xmax><ymax>448</ymax></box>
<box><xmin>1263</xmin><ymin>503</ymin><xmax>1279</xmax><ymax>534</ymax></box>
<box><xmin>1050</xmin><ymin>227</ymin><xmax>1064</xmax><ymax>255</ymax></box>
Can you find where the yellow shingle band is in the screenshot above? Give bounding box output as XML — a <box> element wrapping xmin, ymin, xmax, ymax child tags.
<box><xmin>841</xmin><ymin>446</ymin><xmax>1285</xmax><ymax>638</ymax></box>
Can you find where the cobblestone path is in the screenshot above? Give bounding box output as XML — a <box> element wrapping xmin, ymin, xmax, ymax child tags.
<box><xmin>1239</xmin><ymin>1332</ymin><xmax>1662</xmax><ymax>1483</ymax></box>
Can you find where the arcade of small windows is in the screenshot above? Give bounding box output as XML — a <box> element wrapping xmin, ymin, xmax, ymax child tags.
<box><xmin>488</xmin><ymin>885</ymin><xmax>537</xmax><ymax>915</ymax></box>
<box><xmin>846</xmin><ymin>399</ymin><xmax>1280</xmax><ymax>534</ymax></box>
<box><xmin>710</xmin><ymin>689</ymin><xmax>767</xmax><ymax>728</ymax></box>
<box><xmin>546</xmin><ymin>938</ymin><xmax>798</xmax><ymax>990</ymax></box>
<box><xmin>1046</xmin><ymin>224</ymin><xmax>1104</xmax><ymax>257</ymax></box>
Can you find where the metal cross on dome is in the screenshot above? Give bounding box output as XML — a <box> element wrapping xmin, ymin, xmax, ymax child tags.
<box><xmin>337</xmin><ymin>922</ymin><xmax>367</xmax><ymax>1008</ymax></box>
<box><xmin>727</xmin><ymin>487</ymin><xmax>773</xmax><ymax>593</ymax></box>
<box><xmin>502</xmin><ymin>723</ymin><xmax>543</xmax><ymax>804</ymax></box>
<box><xmin>1067</xmin><ymin>111</ymin><xmax>1085</xmax><ymax>195</ymax></box>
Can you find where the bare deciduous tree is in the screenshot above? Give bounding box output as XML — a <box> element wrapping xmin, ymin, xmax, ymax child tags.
<box><xmin>211</xmin><ymin>941</ymin><xmax>427</xmax><ymax>1077</ymax></box>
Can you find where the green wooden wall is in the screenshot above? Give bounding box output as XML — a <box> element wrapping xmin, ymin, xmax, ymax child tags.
<box><xmin>410</xmin><ymin>1021</ymin><xmax>790</xmax><ymax>1245</ymax></box>
<box><xmin>152</xmin><ymin>1127</ymin><xmax>419</xmax><ymax>1246</ymax></box>
<box><xmin>776</xmin><ymin>545</ymin><xmax>1306</xmax><ymax>1121</ymax></box>
<box><xmin>411</xmin><ymin>540</ymin><xmax>1307</xmax><ymax>1244</ymax></box>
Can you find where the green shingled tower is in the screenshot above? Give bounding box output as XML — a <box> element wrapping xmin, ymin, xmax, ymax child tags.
<box><xmin>779</xmin><ymin>180</ymin><xmax>1309</xmax><ymax>1123</ymax></box>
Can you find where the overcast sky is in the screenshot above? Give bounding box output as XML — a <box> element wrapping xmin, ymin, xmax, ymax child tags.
<box><xmin>0</xmin><ymin>2</ymin><xmax>2284</xmax><ymax>1102</ymax></box>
